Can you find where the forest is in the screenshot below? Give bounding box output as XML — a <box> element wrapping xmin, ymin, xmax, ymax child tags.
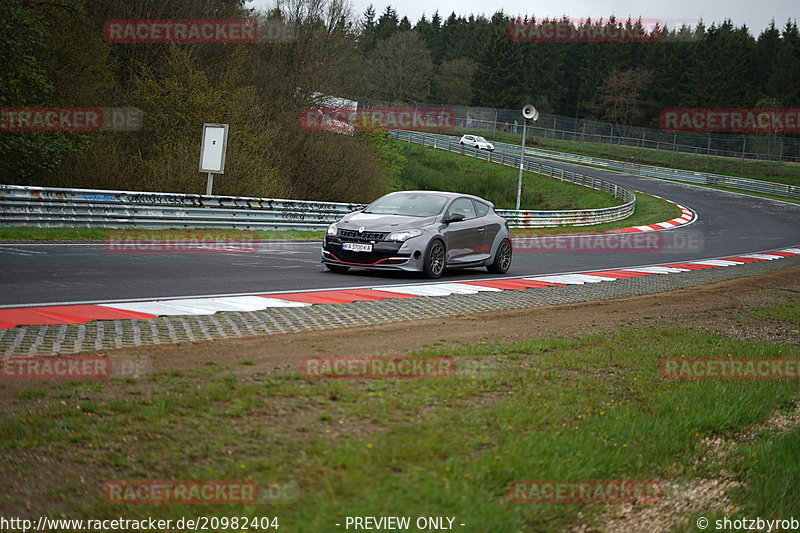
<box><xmin>1</xmin><ymin>0</ymin><xmax>797</xmax><ymax>199</ymax></box>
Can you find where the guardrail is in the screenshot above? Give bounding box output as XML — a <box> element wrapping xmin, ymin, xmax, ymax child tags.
<box><xmin>511</xmin><ymin>145</ymin><xmax>800</xmax><ymax>201</ymax></box>
<box><xmin>0</xmin><ymin>135</ymin><xmax>637</xmax><ymax>230</ymax></box>
<box><xmin>0</xmin><ymin>185</ymin><xmax>362</xmax><ymax>231</ymax></box>
<box><xmin>400</xmin><ymin>129</ymin><xmax>799</xmax><ymax>201</ymax></box>
<box><xmin>392</xmin><ymin>130</ymin><xmax>636</xmax><ymax>227</ymax></box>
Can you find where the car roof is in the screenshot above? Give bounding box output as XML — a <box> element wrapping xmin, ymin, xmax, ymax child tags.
<box><xmin>385</xmin><ymin>190</ymin><xmax>494</xmax><ymax>208</ymax></box>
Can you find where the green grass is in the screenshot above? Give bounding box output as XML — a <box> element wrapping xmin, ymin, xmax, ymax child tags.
<box><xmin>733</xmin><ymin>422</ymin><xmax>800</xmax><ymax>516</ymax></box>
<box><xmin>457</xmin><ymin>127</ymin><xmax>800</xmax><ymax>186</ymax></box>
<box><xmin>751</xmin><ymin>301</ymin><xmax>800</xmax><ymax>325</ymax></box>
<box><xmin>509</xmin><ymin>192</ymin><xmax>681</xmax><ymax>236</ymax></box>
<box><xmin>3</xmin><ymin>327</ymin><xmax>798</xmax><ymax>531</ymax></box>
<box><xmin>394</xmin><ymin>142</ymin><xmax>622</xmax><ymax>210</ymax></box>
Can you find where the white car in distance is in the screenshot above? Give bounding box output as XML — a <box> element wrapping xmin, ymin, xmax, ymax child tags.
<box><xmin>459</xmin><ymin>134</ymin><xmax>495</xmax><ymax>151</ymax></box>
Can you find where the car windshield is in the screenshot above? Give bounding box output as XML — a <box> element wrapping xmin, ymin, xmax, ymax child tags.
<box><xmin>475</xmin><ymin>136</ymin><xmax>488</xmax><ymax>142</ymax></box>
<box><xmin>363</xmin><ymin>192</ymin><xmax>449</xmax><ymax>217</ymax></box>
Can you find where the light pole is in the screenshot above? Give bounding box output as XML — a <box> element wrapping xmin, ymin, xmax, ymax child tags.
<box><xmin>516</xmin><ymin>120</ymin><xmax>527</xmax><ymax>210</ymax></box>
<box><xmin>516</xmin><ymin>105</ymin><xmax>538</xmax><ymax>210</ymax></box>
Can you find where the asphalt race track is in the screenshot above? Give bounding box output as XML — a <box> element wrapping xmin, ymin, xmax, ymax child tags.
<box><xmin>1</xmin><ymin>157</ymin><xmax>798</xmax><ymax>308</ymax></box>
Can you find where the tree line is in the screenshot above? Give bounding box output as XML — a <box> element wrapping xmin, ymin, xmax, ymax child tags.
<box><xmin>358</xmin><ymin>7</ymin><xmax>800</xmax><ymax>128</ymax></box>
<box><xmin>1</xmin><ymin>0</ymin><xmax>797</xmax><ymax>198</ymax></box>
<box><xmin>1</xmin><ymin>0</ymin><xmax>399</xmax><ymax>200</ymax></box>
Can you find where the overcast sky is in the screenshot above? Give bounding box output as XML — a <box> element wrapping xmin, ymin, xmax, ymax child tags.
<box><xmin>251</xmin><ymin>0</ymin><xmax>797</xmax><ymax>35</ymax></box>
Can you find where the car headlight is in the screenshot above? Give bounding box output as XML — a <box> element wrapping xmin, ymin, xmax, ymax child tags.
<box><xmin>386</xmin><ymin>229</ymin><xmax>423</xmax><ymax>242</ymax></box>
<box><xmin>326</xmin><ymin>223</ymin><xmax>338</xmax><ymax>236</ymax></box>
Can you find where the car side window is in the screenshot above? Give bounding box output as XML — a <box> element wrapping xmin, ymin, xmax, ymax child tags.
<box><xmin>472</xmin><ymin>200</ymin><xmax>490</xmax><ymax>217</ymax></box>
<box><xmin>446</xmin><ymin>198</ymin><xmax>477</xmax><ymax>220</ymax></box>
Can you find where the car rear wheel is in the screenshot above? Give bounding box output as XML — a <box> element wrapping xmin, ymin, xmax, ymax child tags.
<box><xmin>487</xmin><ymin>239</ymin><xmax>512</xmax><ymax>274</ymax></box>
<box><xmin>423</xmin><ymin>239</ymin><xmax>446</xmax><ymax>279</ymax></box>
<box><xmin>325</xmin><ymin>264</ymin><xmax>350</xmax><ymax>273</ymax></box>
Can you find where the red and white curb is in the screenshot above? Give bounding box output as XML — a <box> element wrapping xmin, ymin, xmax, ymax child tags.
<box><xmin>617</xmin><ymin>194</ymin><xmax>695</xmax><ymax>233</ymax></box>
<box><xmin>0</xmin><ymin>246</ymin><xmax>797</xmax><ymax>330</ymax></box>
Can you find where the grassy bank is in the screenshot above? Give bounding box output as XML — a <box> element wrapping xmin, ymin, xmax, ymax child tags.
<box><xmin>2</xmin><ymin>302</ymin><xmax>798</xmax><ymax>530</ymax></box>
<box><xmin>394</xmin><ymin>142</ymin><xmax>622</xmax><ymax>210</ymax></box>
<box><xmin>509</xmin><ymin>192</ymin><xmax>681</xmax><ymax>236</ymax></box>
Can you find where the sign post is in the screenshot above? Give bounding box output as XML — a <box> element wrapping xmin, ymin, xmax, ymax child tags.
<box><xmin>199</xmin><ymin>123</ymin><xmax>229</xmax><ymax>196</ymax></box>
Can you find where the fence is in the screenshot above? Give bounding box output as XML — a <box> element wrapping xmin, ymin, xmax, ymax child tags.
<box><xmin>359</xmin><ymin>97</ymin><xmax>800</xmax><ymax>166</ymax></box>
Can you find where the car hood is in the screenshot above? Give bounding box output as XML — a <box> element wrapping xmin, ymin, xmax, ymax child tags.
<box><xmin>338</xmin><ymin>212</ymin><xmax>437</xmax><ymax>232</ymax></box>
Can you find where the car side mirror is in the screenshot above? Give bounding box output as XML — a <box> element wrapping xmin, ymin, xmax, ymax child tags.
<box><xmin>444</xmin><ymin>213</ymin><xmax>465</xmax><ymax>224</ymax></box>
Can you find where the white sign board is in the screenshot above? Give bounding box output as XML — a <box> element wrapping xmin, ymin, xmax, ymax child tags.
<box><xmin>199</xmin><ymin>123</ymin><xmax>228</xmax><ymax>174</ymax></box>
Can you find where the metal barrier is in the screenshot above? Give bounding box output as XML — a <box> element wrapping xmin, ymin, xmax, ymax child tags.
<box><xmin>392</xmin><ymin>130</ymin><xmax>636</xmax><ymax>227</ymax></box>
<box><xmin>0</xmin><ymin>135</ymin><xmax>636</xmax><ymax>229</ymax></box>
<box><xmin>513</xmin><ymin>145</ymin><xmax>800</xmax><ymax>201</ymax></box>
<box><xmin>0</xmin><ymin>185</ymin><xmax>363</xmax><ymax>231</ymax></box>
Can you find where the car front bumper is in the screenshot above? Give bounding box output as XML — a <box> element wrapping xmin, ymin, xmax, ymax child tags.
<box><xmin>321</xmin><ymin>236</ymin><xmax>426</xmax><ymax>272</ymax></box>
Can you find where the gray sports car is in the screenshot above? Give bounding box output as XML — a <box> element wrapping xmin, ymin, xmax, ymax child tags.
<box><xmin>321</xmin><ymin>191</ymin><xmax>512</xmax><ymax>278</ymax></box>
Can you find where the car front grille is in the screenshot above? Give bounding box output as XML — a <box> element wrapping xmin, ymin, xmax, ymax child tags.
<box><xmin>338</xmin><ymin>229</ymin><xmax>388</xmax><ymax>242</ymax></box>
<box><xmin>333</xmin><ymin>250</ymin><xmax>409</xmax><ymax>265</ymax></box>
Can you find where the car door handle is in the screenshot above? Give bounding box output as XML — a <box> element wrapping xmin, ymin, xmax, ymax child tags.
<box><xmin>478</xmin><ymin>227</ymin><xmax>485</xmax><ymax>232</ymax></box>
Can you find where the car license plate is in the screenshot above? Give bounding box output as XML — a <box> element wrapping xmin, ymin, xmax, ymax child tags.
<box><xmin>342</xmin><ymin>242</ymin><xmax>372</xmax><ymax>252</ymax></box>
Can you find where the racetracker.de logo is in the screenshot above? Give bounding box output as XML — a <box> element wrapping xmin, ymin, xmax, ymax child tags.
<box><xmin>509</xmin><ymin>479</ymin><xmax>664</xmax><ymax>503</ymax></box>
<box><xmin>103</xmin><ymin>231</ymin><xmax>259</xmax><ymax>254</ymax></box>
<box><xmin>513</xmin><ymin>233</ymin><xmax>661</xmax><ymax>253</ymax></box>
<box><xmin>1</xmin><ymin>356</ymin><xmax>111</xmax><ymax>380</ymax></box>
<box><xmin>301</xmin><ymin>355</ymin><xmax>456</xmax><ymax>379</ymax></box>
<box><xmin>660</xmin><ymin>108</ymin><xmax>800</xmax><ymax>133</ymax></box>
<box><xmin>511</xmin><ymin>231</ymin><xmax>703</xmax><ymax>254</ymax></box>
<box><xmin>661</xmin><ymin>357</ymin><xmax>800</xmax><ymax>380</ymax></box>
<box><xmin>0</xmin><ymin>107</ymin><xmax>143</xmax><ymax>132</ymax></box>
<box><xmin>508</xmin><ymin>18</ymin><xmax>666</xmax><ymax>43</ymax></box>
<box><xmin>300</xmin><ymin>107</ymin><xmax>456</xmax><ymax>132</ymax></box>
<box><xmin>103</xmin><ymin>19</ymin><xmax>259</xmax><ymax>44</ymax></box>
<box><xmin>103</xmin><ymin>480</ymin><xmax>258</xmax><ymax>504</ymax></box>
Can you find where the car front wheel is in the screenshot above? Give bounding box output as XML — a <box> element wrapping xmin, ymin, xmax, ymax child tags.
<box><xmin>422</xmin><ymin>239</ymin><xmax>446</xmax><ymax>279</ymax></box>
<box><xmin>487</xmin><ymin>239</ymin><xmax>512</xmax><ymax>274</ymax></box>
